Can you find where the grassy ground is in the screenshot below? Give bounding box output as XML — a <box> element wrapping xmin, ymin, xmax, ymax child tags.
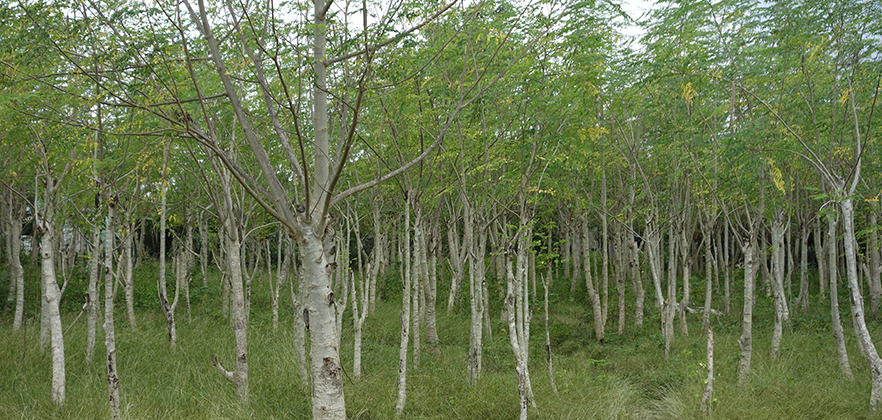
<box><xmin>0</xmin><ymin>262</ymin><xmax>881</xmax><ymax>419</ymax></box>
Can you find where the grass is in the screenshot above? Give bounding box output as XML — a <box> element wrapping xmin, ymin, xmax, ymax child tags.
<box><xmin>1</xmin><ymin>261</ymin><xmax>881</xmax><ymax>419</ymax></box>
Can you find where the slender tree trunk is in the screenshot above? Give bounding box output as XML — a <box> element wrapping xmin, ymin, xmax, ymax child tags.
<box><xmin>86</xmin><ymin>224</ymin><xmax>101</xmax><ymax>363</ymax></box>
<box><xmin>447</xmin><ymin>211</ymin><xmax>464</xmax><ymax>313</ymax></box>
<box><xmin>417</xmin><ymin>213</ymin><xmax>438</xmax><ymax>350</ymax></box>
<box><xmin>505</xmin><ymin>211</ymin><xmax>536</xmax><ymax>420</ymax></box>
<box><xmin>37</xmin><ymin>175</ymin><xmax>66</xmax><ymax>406</ymax></box>
<box><xmin>770</xmin><ymin>210</ymin><xmax>789</xmax><ymax>359</ymax></box>
<box><xmin>664</xmin><ymin>223</ymin><xmax>678</xmax><ymax>358</ymax></box>
<box><xmin>867</xmin><ymin>202</ymin><xmax>881</xmax><ymax>317</ymax></box>
<box><xmin>396</xmin><ymin>198</ymin><xmax>412</xmax><ymax>415</ymax></box>
<box><xmin>351</xmin><ymin>263</ymin><xmax>368</xmax><ymax>378</ymax></box>
<box><xmin>840</xmin><ymin>197</ymin><xmax>882</xmax><ymax>409</ymax></box>
<box><xmin>158</xmin><ymin>144</ymin><xmax>178</xmax><ymax>350</ymax></box>
<box><xmin>828</xmin><ymin>212</ymin><xmax>854</xmax><ymax>379</ymax></box>
<box><xmin>678</xmin><ymin>219</ymin><xmax>692</xmax><ymax>336</ymax></box>
<box><xmin>467</xmin><ymin>208</ymin><xmax>483</xmax><ymax>385</ymax></box>
<box><xmin>582</xmin><ymin>214</ymin><xmax>604</xmax><ymax>343</ymax></box>
<box><xmin>200</xmin><ymin>211</ymin><xmax>208</xmax><ymax>287</ymax></box>
<box><xmin>815</xmin><ymin>217</ymin><xmax>827</xmax><ymax>300</ymax></box>
<box><xmin>646</xmin><ymin>208</ymin><xmax>665</xmax><ymax>309</ymax></box>
<box><xmin>542</xmin><ymin>274</ymin><xmax>558</xmax><ymax>396</ymax></box>
<box><xmin>103</xmin><ymin>200</ymin><xmax>121</xmax><ymax>420</ymax></box>
<box><xmin>700</xmin><ymin>326</ymin><xmax>714</xmax><ymax>416</ymax></box>
<box><xmin>9</xmin><ymin>196</ymin><xmax>25</xmax><ymax>331</ymax></box>
<box><xmin>702</xmin><ymin>214</ymin><xmax>714</xmax><ymax>328</ymax></box>
<box><xmin>797</xmin><ymin>220</ymin><xmax>810</xmax><ymax>313</ymax></box>
<box><xmin>723</xmin><ymin>219</ymin><xmax>731</xmax><ymax>315</ymax></box>
<box><xmin>211</xmin><ymin>197</ymin><xmax>249</xmax><ymax>403</ymax></box>
<box><xmin>738</xmin><ymin>228</ymin><xmax>759</xmax><ymax>386</ymax></box>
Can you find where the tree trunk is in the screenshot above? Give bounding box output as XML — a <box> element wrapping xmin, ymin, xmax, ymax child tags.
<box><xmin>722</xmin><ymin>219</ymin><xmax>731</xmax><ymax>314</ymax></box>
<box><xmin>211</xmin><ymin>193</ymin><xmax>249</xmax><ymax>403</ymax></box>
<box><xmin>867</xmin><ymin>202</ymin><xmax>882</xmax><ymax>317</ymax></box>
<box><xmin>738</xmin><ymin>227</ymin><xmax>759</xmax><ymax>386</ymax></box>
<box><xmin>841</xmin><ymin>198</ymin><xmax>882</xmax><ymax>407</ymax></box>
<box><xmin>700</xmin><ymin>326</ymin><xmax>714</xmax><ymax>416</ymax></box>
<box><xmin>702</xmin><ymin>213</ymin><xmax>714</xmax><ymax>328</ymax></box>
<box><xmin>582</xmin><ymin>214</ymin><xmax>604</xmax><ymax>343</ymax></box>
<box><xmin>9</xmin><ymin>195</ymin><xmax>25</xmax><ymax>331</ymax></box>
<box><xmin>665</xmin><ymin>223</ymin><xmax>678</xmax><ymax>358</ymax></box>
<box><xmin>103</xmin><ymin>200</ymin><xmax>121</xmax><ymax>420</ymax></box>
<box><xmin>86</xmin><ymin>224</ymin><xmax>101</xmax><ymax>363</ymax></box>
<box><xmin>678</xmin><ymin>219</ymin><xmax>692</xmax><ymax>337</ymax></box>
<box><xmin>828</xmin><ymin>212</ymin><xmax>854</xmax><ymax>379</ymax></box>
<box><xmin>797</xmin><ymin>220</ymin><xmax>810</xmax><ymax>313</ymax></box>
<box><xmin>815</xmin><ymin>217</ymin><xmax>827</xmax><ymax>300</ymax></box>
<box><xmin>396</xmin><ymin>198</ymin><xmax>412</xmax><ymax>415</ymax></box>
<box><xmin>467</xmin><ymin>210</ymin><xmax>484</xmax><ymax>385</ymax></box>
<box><xmin>770</xmin><ymin>210</ymin><xmax>789</xmax><ymax>359</ymax></box>
<box><xmin>37</xmin><ymin>175</ymin><xmax>66</xmax><ymax>406</ymax></box>
<box><xmin>351</xmin><ymin>262</ymin><xmax>368</xmax><ymax>378</ymax></box>
<box><xmin>542</xmin><ymin>274</ymin><xmax>558</xmax><ymax>396</ymax></box>
<box><xmin>646</xmin><ymin>208</ymin><xmax>665</xmax><ymax>309</ymax></box>
<box><xmin>505</xmin><ymin>211</ymin><xmax>535</xmax><ymax>420</ymax></box>
<box><xmin>158</xmin><ymin>144</ymin><xmax>178</xmax><ymax>350</ymax></box>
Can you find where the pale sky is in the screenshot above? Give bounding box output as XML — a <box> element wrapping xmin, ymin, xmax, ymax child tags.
<box><xmin>619</xmin><ymin>0</ymin><xmax>657</xmax><ymax>40</ymax></box>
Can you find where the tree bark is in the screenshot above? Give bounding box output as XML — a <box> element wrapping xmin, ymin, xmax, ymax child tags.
<box><xmin>867</xmin><ymin>202</ymin><xmax>882</xmax><ymax>317</ymax></box>
<box><xmin>770</xmin><ymin>210</ymin><xmax>789</xmax><ymax>359</ymax></box>
<box><xmin>9</xmin><ymin>195</ymin><xmax>25</xmax><ymax>331</ymax></box>
<box><xmin>840</xmin><ymin>198</ymin><xmax>882</xmax><ymax>408</ymax></box>
<box><xmin>36</xmin><ymin>174</ymin><xmax>66</xmax><ymax>406</ymax></box>
<box><xmin>738</xmin><ymin>225</ymin><xmax>759</xmax><ymax>386</ymax></box>
<box><xmin>581</xmin><ymin>214</ymin><xmax>604</xmax><ymax>343</ymax></box>
<box><xmin>102</xmin><ymin>199</ymin><xmax>121</xmax><ymax>420</ymax></box>
<box><xmin>86</xmin><ymin>224</ymin><xmax>101</xmax><ymax>363</ymax></box>
<box><xmin>827</xmin><ymin>212</ymin><xmax>853</xmax><ymax>380</ymax></box>
<box><xmin>396</xmin><ymin>197</ymin><xmax>412</xmax><ymax>415</ymax></box>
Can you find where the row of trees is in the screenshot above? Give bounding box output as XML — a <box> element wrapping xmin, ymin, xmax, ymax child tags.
<box><xmin>1</xmin><ymin>0</ymin><xmax>881</xmax><ymax>418</ymax></box>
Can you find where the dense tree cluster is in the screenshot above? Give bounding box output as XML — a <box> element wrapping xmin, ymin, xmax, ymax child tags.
<box><xmin>1</xmin><ymin>0</ymin><xmax>881</xmax><ymax>418</ymax></box>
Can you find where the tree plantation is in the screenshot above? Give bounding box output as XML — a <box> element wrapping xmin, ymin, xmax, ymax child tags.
<box><xmin>1</xmin><ymin>0</ymin><xmax>881</xmax><ymax>418</ymax></box>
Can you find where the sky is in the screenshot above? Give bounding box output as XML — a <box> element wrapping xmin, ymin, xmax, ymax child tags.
<box><xmin>619</xmin><ymin>0</ymin><xmax>657</xmax><ymax>39</ymax></box>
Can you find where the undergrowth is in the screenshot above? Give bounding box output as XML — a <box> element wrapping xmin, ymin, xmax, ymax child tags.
<box><xmin>0</xmin><ymin>262</ymin><xmax>880</xmax><ymax>419</ymax></box>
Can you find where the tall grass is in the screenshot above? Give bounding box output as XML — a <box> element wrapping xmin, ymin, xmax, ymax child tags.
<box><xmin>1</xmin><ymin>262</ymin><xmax>880</xmax><ymax>419</ymax></box>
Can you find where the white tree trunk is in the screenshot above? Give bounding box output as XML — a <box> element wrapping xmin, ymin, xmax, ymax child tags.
<box><xmin>396</xmin><ymin>199</ymin><xmax>412</xmax><ymax>415</ymax></box>
<box><xmin>542</xmin><ymin>274</ymin><xmax>558</xmax><ymax>396</ymax></box>
<box><xmin>211</xmin><ymin>196</ymin><xmax>249</xmax><ymax>403</ymax></box>
<box><xmin>840</xmin><ymin>198</ymin><xmax>882</xmax><ymax>408</ymax></box>
<box><xmin>505</xmin><ymin>216</ymin><xmax>535</xmax><ymax>419</ymax></box>
<box><xmin>9</xmin><ymin>196</ymin><xmax>25</xmax><ymax>331</ymax></box>
<box><xmin>796</xmin><ymin>220</ymin><xmax>810</xmax><ymax>313</ymax></box>
<box><xmin>351</xmin><ymin>264</ymin><xmax>368</xmax><ymax>378</ymax></box>
<box><xmin>701</xmin><ymin>213</ymin><xmax>714</xmax><ymax>328</ymax></box>
<box><xmin>300</xmin><ymin>221</ymin><xmax>346</xmax><ymax>419</ymax></box>
<box><xmin>86</xmin><ymin>224</ymin><xmax>101</xmax><ymax>364</ymax></box>
<box><xmin>700</xmin><ymin>326</ymin><xmax>714</xmax><ymax>416</ymax></box>
<box><xmin>678</xmin><ymin>219</ymin><xmax>692</xmax><ymax>337</ymax></box>
<box><xmin>36</xmin><ymin>176</ymin><xmax>66</xmax><ymax>406</ymax></box>
<box><xmin>122</xmin><ymin>218</ymin><xmax>136</xmax><ymax>331</ymax></box>
<box><xmin>102</xmin><ymin>200</ymin><xmax>121</xmax><ymax>420</ymax></box>
<box><xmin>828</xmin><ymin>213</ymin><xmax>853</xmax><ymax>380</ymax></box>
<box><xmin>867</xmin><ymin>203</ymin><xmax>882</xmax><ymax>317</ymax></box>
<box><xmin>467</xmin><ymin>207</ymin><xmax>482</xmax><ymax>385</ymax></box>
<box><xmin>770</xmin><ymin>210</ymin><xmax>789</xmax><ymax>359</ymax></box>
<box><xmin>158</xmin><ymin>143</ymin><xmax>178</xmax><ymax>350</ymax></box>
<box><xmin>582</xmin><ymin>214</ymin><xmax>604</xmax><ymax>343</ymax></box>
<box><xmin>738</xmin><ymin>227</ymin><xmax>759</xmax><ymax>386</ymax></box>
<box><xmin>815</xmin><ymin>216</ymin><xmax>827</xmax><ymax>300</ymax></box>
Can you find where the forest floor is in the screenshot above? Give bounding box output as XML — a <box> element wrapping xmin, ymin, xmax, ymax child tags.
<box><xmin>0</xmin><ymin>263</ymin><xmax>881</xmax><ymax>419</ymax></box>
